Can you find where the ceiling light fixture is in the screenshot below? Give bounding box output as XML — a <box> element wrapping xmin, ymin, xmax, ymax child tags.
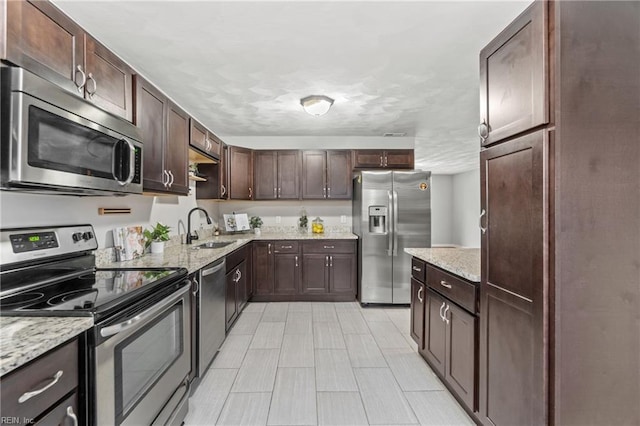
<box><xmin>300</xmin><ymin>95</ymin><xmax>334</xmax><ymax>116</ymax></box>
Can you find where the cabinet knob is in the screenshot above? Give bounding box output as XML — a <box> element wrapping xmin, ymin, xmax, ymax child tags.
<box><xmin>479</xmin><ymin>209</ymin><xmax>487</xmax><ymax>234</ymax></box>
<box><xmin>18</xmin><ymin>370</ymin><xmax>64</xmax><ymax>403</ymax></box>
<box><xmin>75</xmin><ymin>65</ymin><xmax>86</xmax><ymax>93</ymax></box>
<box><xmin>439</xmin><ymin>280</ymin><xmax>452</xmax><ymax>289</ymax></box>
<box><xmin>87</xmin><ymin>72</ymin><xmax>98</xmax><ymax>98</ymax></box>
<box><xmin>478</xmin><ymin>120</ymin><xmax>490</xmax><ymax>142</ymax></box>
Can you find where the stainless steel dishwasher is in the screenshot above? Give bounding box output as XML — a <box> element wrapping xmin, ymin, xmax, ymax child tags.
<box><xmin>194</xmin><ymin>258</ymin><xmax>226</xmax><ymax>379</ymax></box>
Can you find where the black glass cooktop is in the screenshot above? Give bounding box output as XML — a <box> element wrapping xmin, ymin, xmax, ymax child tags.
<box><xmin>0</xmin><ymin>267</ymin><xmax>187</xmax><ymax>318</ymax></box>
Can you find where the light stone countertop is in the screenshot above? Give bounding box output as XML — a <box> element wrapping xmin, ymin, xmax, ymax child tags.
<box><xmin>405</xmin><ymin>247</ymin><xmax>481</xmax><ymax>282</ymax></box>
<box><xmin>98</xmin><ymin>232</ymin><xmax>358</xmax><ymax>274</ymax></box>
<box><xmin>0</xmin><ymin>316</ymin><xmax>94</xmax><ymax>377</ymax></box>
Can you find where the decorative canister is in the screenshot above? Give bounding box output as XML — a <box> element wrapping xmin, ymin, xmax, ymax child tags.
<box><xmin>312</xmin><ymin>217</ymin><xmax>324</xmax><ymax>234</ymax></box>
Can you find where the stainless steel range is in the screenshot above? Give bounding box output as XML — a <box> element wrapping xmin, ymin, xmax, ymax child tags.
<box><xmin>0</xmin><ymin>225</ymin><xmax>192</xmax><ymax>426</ymax></box>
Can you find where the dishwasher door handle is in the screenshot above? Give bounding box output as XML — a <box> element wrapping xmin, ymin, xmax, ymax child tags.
<box><xmin>202</xmin><ymin>260</ymin><xmax>226</xmax><ymax>277</ymax></box>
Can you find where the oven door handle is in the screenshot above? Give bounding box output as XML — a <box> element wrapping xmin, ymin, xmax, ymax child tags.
<box><xmin>99</xmin><ymin>284</ymin><xmax>189</xmax><ymax>338</ymax></box>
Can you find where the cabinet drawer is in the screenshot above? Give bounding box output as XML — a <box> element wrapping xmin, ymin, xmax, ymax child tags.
<box><xmin>303</xmin><ymin>240</ymin><xmax>355</xmax><ymax>254</ymax></box>
<box><xmin>226</xmin><ymin>244</ymin><xmax>250</xmax><ymax>272</ymax></box>
<box><xmin>0</xmin><ymin>339</ymin><xmax>78</xmax><ymax>423</ymax></box>
<box><xmin>411</xmin><ymin>258</ymin><xmax>426</xmax><ymax>283</ymax></box>
<box><xmin>273</xmin><ymin>241</ymin><xmax>299</xmax><ymax>253</ymax></box>
<box><xmin>426</xmin><ymin>265</ymin><xmax>477</xmax><ymax>314</ymax></box>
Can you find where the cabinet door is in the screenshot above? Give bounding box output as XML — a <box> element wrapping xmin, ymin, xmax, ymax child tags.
<box><xmin>479</xmin><ymin>1</ymin><xmax>547</xmax><ymax>146</ymax></box>
<box><xmin>326</xmin><ymin>151</ymin><xmax>352</xmax><ymax>199</ymax></box>
<box><xmin>253</xmin><ymin>242</ymin><xmax>274</xmax><ymax>296</ymax></box>
<box><xmin>479</xmin><ymin>131</ymin><xmax>546</xmax><ymax>425</ymax></box>
<box><xmin>424</xmin><ymin>289</ymin><xmax>446</xmax><ymax>376</ymax></box>
<box><xmin>84</xmin><ymin>36</ymin><xmax>133</xmax><ymax>121</ymax></box>
<box><xmin>134</xmin><ymin>76</ymin><xmax>167</xmax><ymax>192</ymax></box>
<box><xmin>328</xmin><ymin>254</ymin><xmax>356</xmax><ymax>294</ymax></box>
<box><xmin>410</xmin><ymin>278</ymin><xmax>425</xmax><ymax>348</ymax></box>
<box><xmin>190</xmin><ymin>119</ymin><xmax>208</xmax><ymax>153</ymax></box>
<box><xmin>353</xmin><ymin>150</ymin><xmax>385</xmax><ymax>168</ymax></box>
<box><xmin>384</xmin><ymin>150</ymin><xmax>414</xmax><ymax>169</ymax></box>
<box><xmin>253</xmin><ymin>151</ymin><xmax>277</xmax><ymax>200</ymax></box>
<box><xmin>165</xmin><ymin>102</ymin><xmax>189</xmax><ymax>195</ymax></box>
<box><xmin>301</xmin><ymin>254</ymin><xmax>328</xmax><ymax>294</ymax></box>
<box><xmin>277</xmin><ymin>151</ymin><xmax>300</xmax><ymax>199</ymax></box>
<box><xmin>5</xmin><ymin>0</ymin><xmax>85</xmax><ymax>94</ymax></box>
<box><xmin>301</xmin><ymin>151</ymin><xmax>326</xmax><ymax>199</ymax></box>
<box><xmin>229</xmin><ymin>146</ymin><xmax>253</xmax><ymax>199</ymax></box>
<box><xmin>273</xmin><ymin>253</ymin><xmax>299</xmax><ymax>295</ymax></box>
<box><xmin>207</xmin><ymin>132</ymin><xmax>221</xmax><ymax>159</ymax></box>
<box><xmin>220</xmin><ymin>143</ymin><xmax>229</xmax><ymax>199</ymax></box>
<box><xmin>225</xmin><ymin>269</ymin><xmax>239</xmax><ymax>330</ymax></box>
<box><xmin>236</xmin><ymin>260</ymin><xmax>248</xmax><ymax>313</ymax></box>
<box><xmin>445</xmin><ymin>302</ymin><xmax>476</xmax><ymax>411</ymax></box>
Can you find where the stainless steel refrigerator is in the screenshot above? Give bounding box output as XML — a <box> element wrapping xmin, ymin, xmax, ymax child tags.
<box><xmin>353</xmin><ymin>170</ymin><xmax>431</xmax><ymax>304</ymax></box>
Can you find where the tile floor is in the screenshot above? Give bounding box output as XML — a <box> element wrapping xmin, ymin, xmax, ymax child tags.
<box><xmin>185</xmin><ymin>302</ymin><xmax>474</xmax><ymax>426</ymax></box>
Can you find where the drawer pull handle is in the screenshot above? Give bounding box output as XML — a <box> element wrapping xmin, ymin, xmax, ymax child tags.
<box><xmin>323</xmin><ymin>245</ymin><xmax>335</xmax><ymax>249</ymax></box>
<box><xmin>412</xmin><ymin>266</ymin><xmax>421</xmax><ymax>272</ymax></box>
<box><xmin>18</xmin><ymin>370</ymin><xmax>63</xmax><ymax>403</ymax></box>
<box><xmin>440</xmin><ymin>280</ymin><xmax>452</xmax><ymax>289</ymax></box>
<box><xmin>67</xmin><ymin>406</ymin><xmax>79</xmax><ymax>426</ymax></box>
<box><xmin>281</xmin><ymin>245</ymin><xmax>293</xmax><ymax>249</ymax></box>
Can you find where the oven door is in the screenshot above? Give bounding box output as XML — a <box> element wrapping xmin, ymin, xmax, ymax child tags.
<box><xmin>4</xmin><ymin>71</ymin><xmax>143</xmax><ymax>195</ymax></box>
<box><xmin>94</xmin><ymin>283</ymin><xmax>191</xmax><ymax>426</ymax></box>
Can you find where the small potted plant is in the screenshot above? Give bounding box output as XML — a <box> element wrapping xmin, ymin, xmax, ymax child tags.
<box><xmin>143</xmin><ymin>222</ymin><xmax>171</xmax><ymax>254</ymax></box>
<box><xmin>249</xmin><ymin>216</ymin><xmax>263</xmax><ymax>235</ymax></box>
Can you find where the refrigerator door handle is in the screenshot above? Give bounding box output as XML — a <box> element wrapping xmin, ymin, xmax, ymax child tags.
<box><xmin>392</xmin><ymin>190</ymin><xmax>399</xmax><ymax>256</ymax></box>
<box><xmin>387</xmin><ymin>190</ymin><xmax>394</xmax><ymax>256</ymax></box>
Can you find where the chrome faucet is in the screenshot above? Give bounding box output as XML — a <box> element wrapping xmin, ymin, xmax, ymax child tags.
<box><xmin>187</xmin><ymin>207</ymin><xmax>212</xmax><ymax>244</ymax></box>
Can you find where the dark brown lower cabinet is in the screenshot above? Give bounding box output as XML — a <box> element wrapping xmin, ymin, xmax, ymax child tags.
<box><xmin>273</xmin><ymin>253</ymin><xmax>299</xmax><ymax>295</ymax></box>
<box><xmin>252</xmin><ymin>240</ymin><xmax>357</xmax><ymax>302</ymax></box>
<box><xmin>226</xmin><ymin>246</ymin><xmax>250</xmax><ymax>330</ymax></box>
<box><xmin>423</xmin><ymin>289</ymin><xmax>476</xmax><ymax>411</ymax></box>
<box><xmin>225</xmin><ymin>265</ymin><xmax>239</xmax><ymax>329</ymax></box>
<box><xmin>410</xmin><ymin>278</ymin><xmax>425</xmax><ymax>348</ymax></box>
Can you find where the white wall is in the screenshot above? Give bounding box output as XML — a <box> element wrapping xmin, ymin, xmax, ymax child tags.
<box><xmin>208</xmin><ymin>200</ymin><xmax>351</xmax><ymax>230</ymax></box>
<box><xmin>430</xmin><ymin>174</ymin><xmax>453</xmax><ymax>246</ymax></box>
<box><xmin>451</xmin><ymin>168</ymin><xmax>480</xmax><ymax>247</ymax></box>
<box><xmin>0</xmin><ymin>183</ymin><xmax>219</xmax><ymax>248</ymax></box>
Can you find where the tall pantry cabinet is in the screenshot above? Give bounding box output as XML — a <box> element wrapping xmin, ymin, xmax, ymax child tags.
<box><xmin>478</xmin><ymin>1</ymin><xmax>639</xmax><ymax>425</ymax></box>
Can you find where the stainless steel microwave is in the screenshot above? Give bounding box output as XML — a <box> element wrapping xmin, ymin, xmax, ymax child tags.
<box><xmin>0</xmin><ymin>66</ymin><xmax>143</xmax><ymax>195</ymax></box>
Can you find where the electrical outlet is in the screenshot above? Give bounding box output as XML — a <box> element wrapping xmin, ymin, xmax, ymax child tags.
<box><xmin>341</xmin><ymin>215</ymin><xmax>347</xmax><ymax>224</ymax></box>
<box><xmin>275</xmin><ymin>216</ymin><xmax>281</xmax><ymax>224</ymax></box>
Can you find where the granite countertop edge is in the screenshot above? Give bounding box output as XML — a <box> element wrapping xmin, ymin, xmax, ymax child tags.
<box><xmin>99</xmin><ymin>232</ymin><xmax>358</xmax><ymax>274</ymax></box>
<box><xmin>405</xmin><ymin>247</ymin><xmax>481</xmax><ymax>283</ymax></box>
<box><xmin>0</xmin><ymin>316</ymin><xmax>94</xmax><ymax>377</ymax></box>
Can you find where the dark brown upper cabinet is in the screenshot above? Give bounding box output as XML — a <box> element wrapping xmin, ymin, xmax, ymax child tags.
<box><xmin>190</xmin><ymin>118</ymin><xmax>221</xmax><ymax>161</ymax></box>
<box><xmin>253</xmin><ymin>151</ymin><xmax>300</xmax><ymax>200</ymax></box>
<box><xmin>84</xmin><ymin>36</ymin><xmax>134</xmax><ymax>121</ymax></box>
<box><xmin>228</xmin><ymin>146</ymin><xmax>253</xmax><ymax>200</ymax></box>
<box><xmin>479</xmin><ymin>130</ymin><xmax>546</xmax><ymax>425</ymax></box>
<box><xmin>352</xmin><ymin>150</ymin><xmax>414</xmax><ymax>169</ymax></box>
<box><xmin>302</xmin><ymin>150</ymin><xmax>352</xmax><ymax>200</ymax></box>
<box><xmin>4</xmin><ymin>1</ymin><xmax>134</xmax><ymax>121</ymax></box>
<box><xmin>479</xmin><ymin>1</ymin><xmax>547</xmax><ymax>146</ymax></box>
<box><xmin>134</xmin><ymin>76</ymin><xmax>187</xmax><ymax>195</ymax></box>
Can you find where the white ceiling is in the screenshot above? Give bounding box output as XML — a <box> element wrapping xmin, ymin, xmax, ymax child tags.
<box><xmin>54</xmin><ymin>0</ymin><xmax>528</xmax><ymax>173</ymax></box>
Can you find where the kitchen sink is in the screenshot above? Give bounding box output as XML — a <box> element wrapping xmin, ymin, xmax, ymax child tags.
<box><xmin>195</xmin><ymin>241</ymin><xmax>234</xmax><ymax>249</ymax></box>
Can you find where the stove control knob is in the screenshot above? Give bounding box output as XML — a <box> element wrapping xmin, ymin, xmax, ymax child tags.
<box><xmin>72</xmin><ymin>232</ymin><xmax>83</xmax><ymax>242</ymax></box>
<box><xmin>82</xmin><ymin>232</ymin><xmax>93</xmax><ymax>241</ymax></box>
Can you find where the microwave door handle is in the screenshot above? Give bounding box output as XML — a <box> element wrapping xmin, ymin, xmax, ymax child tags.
<box><xmin>112</xmin><ymin>139</ymin><xmax>136</xmax><ymax>186</ymax></box>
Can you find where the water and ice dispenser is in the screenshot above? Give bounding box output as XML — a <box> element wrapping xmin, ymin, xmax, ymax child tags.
<box><xmin>368</xmin><ymin>206</ymin><xmax>388</xmax><ymax>234</ymax></box>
